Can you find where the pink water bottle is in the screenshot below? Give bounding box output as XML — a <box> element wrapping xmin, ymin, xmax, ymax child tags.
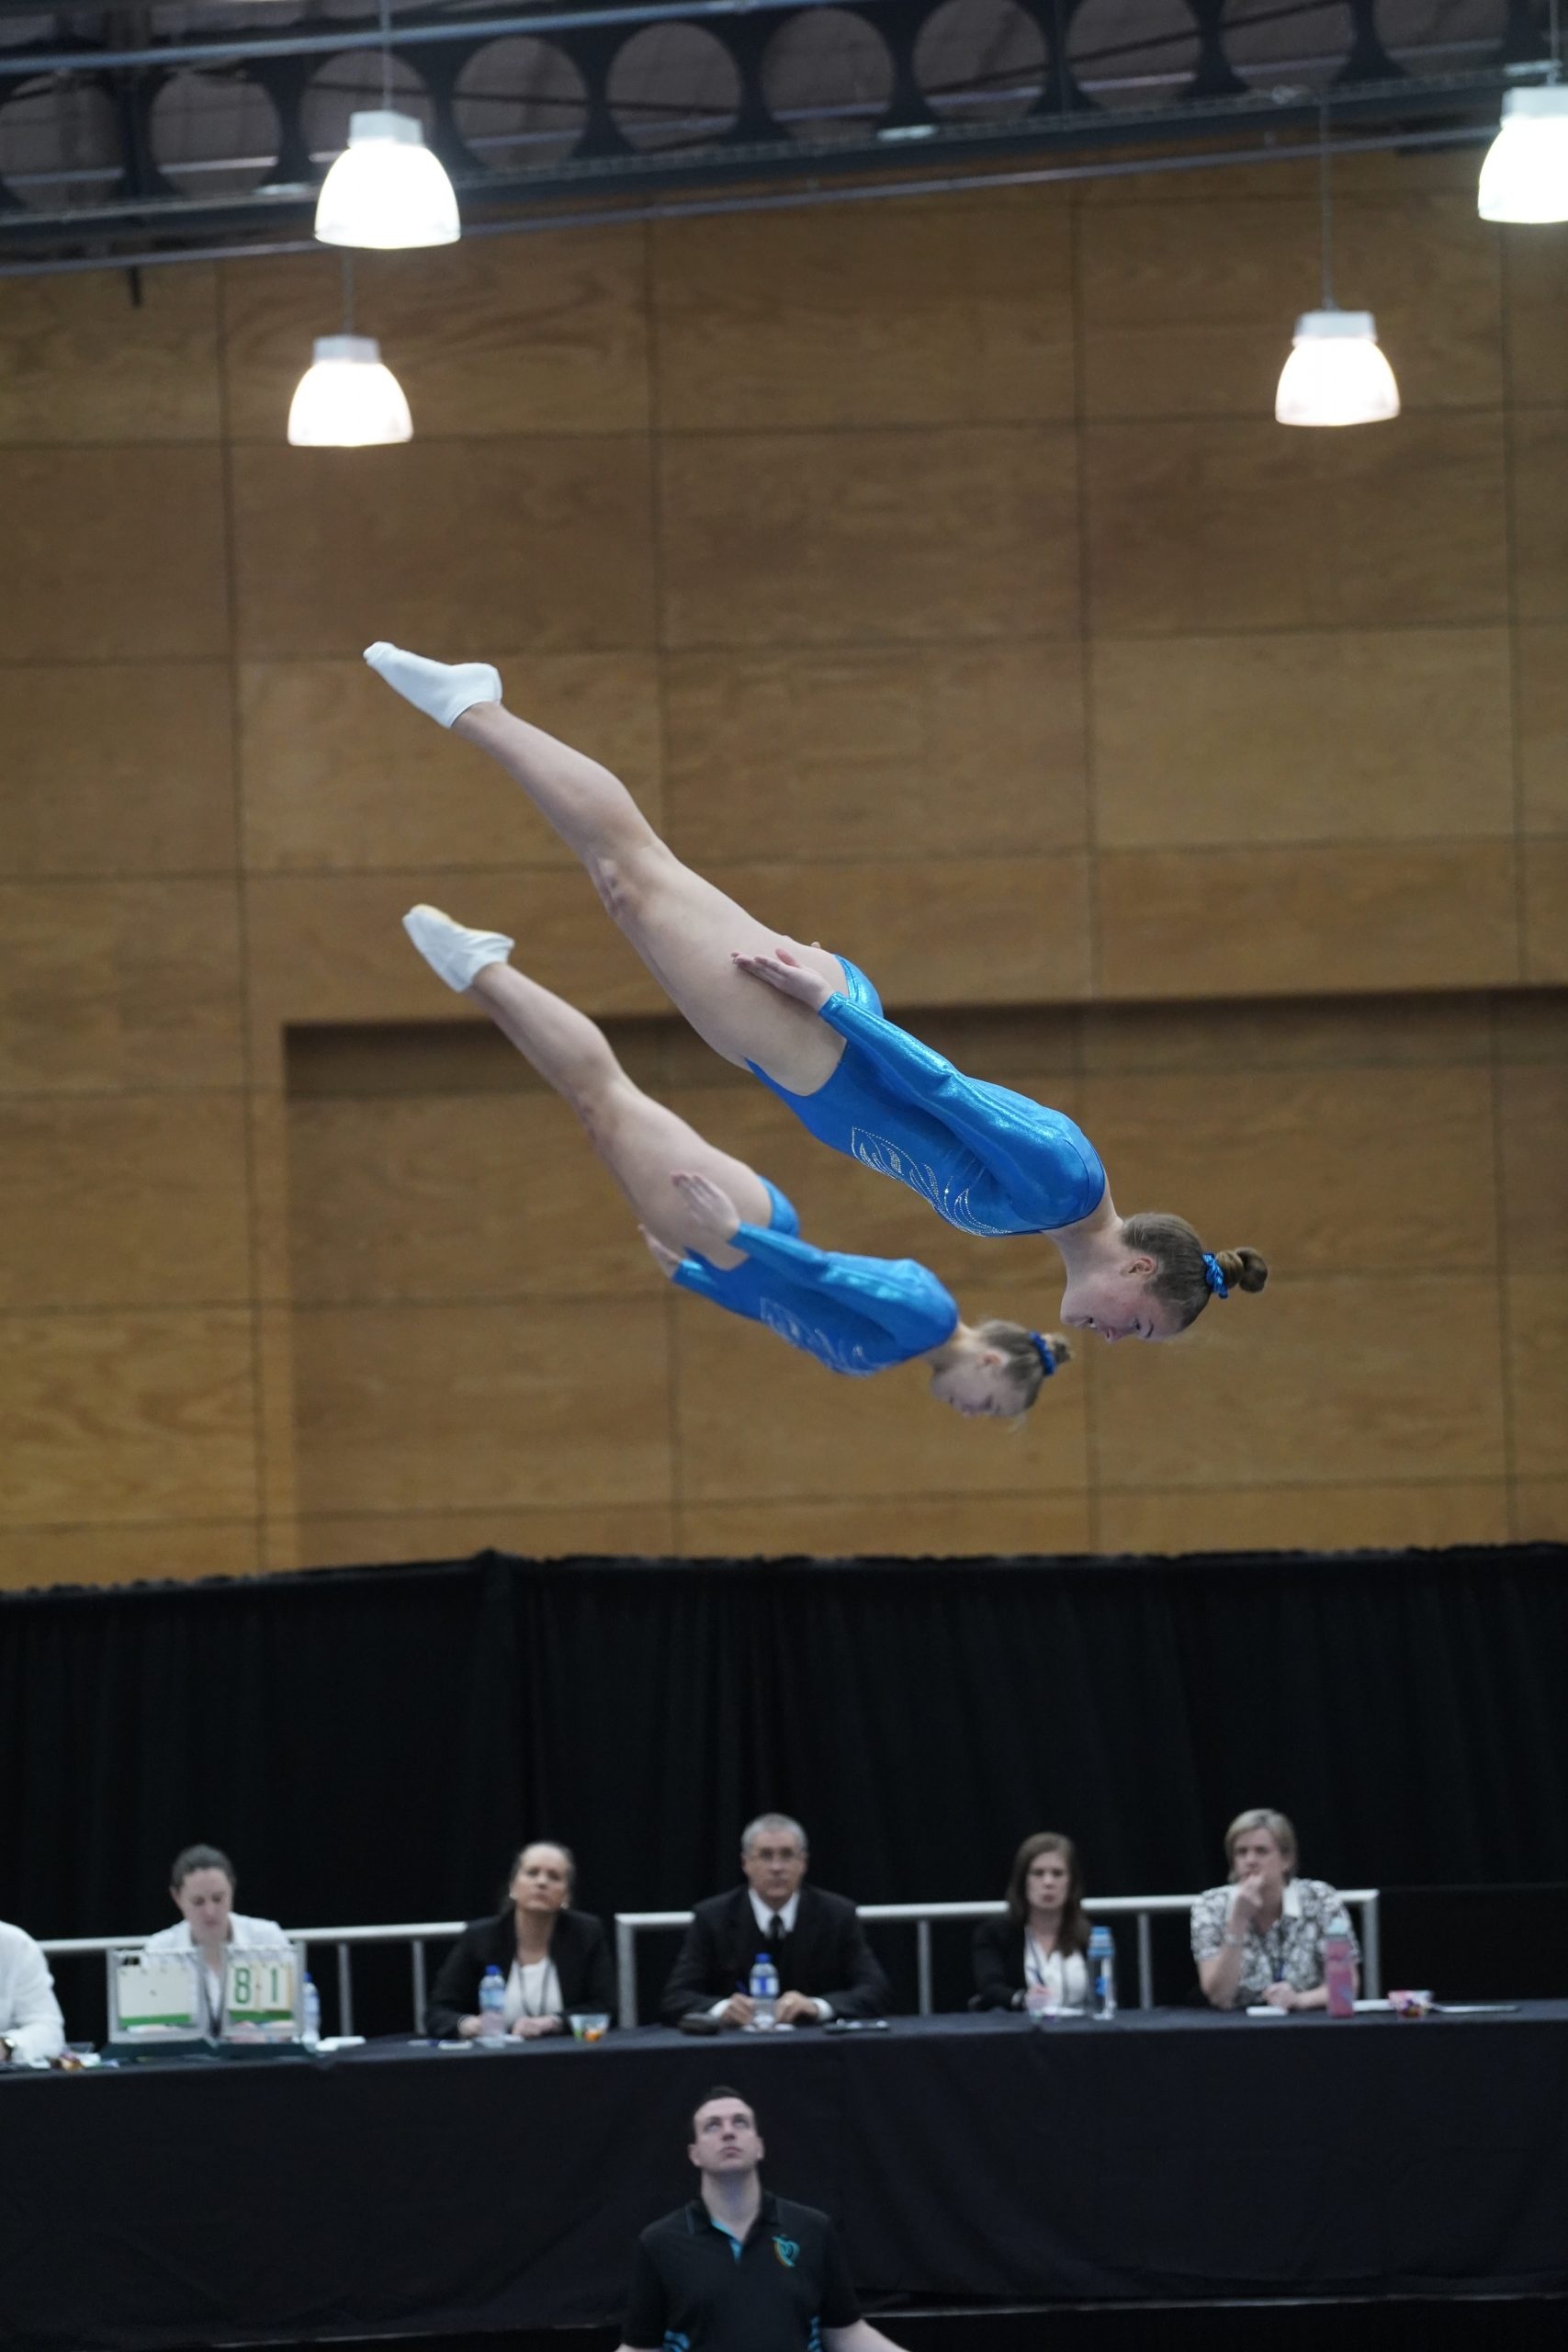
<box><xmin>1324</xmin><ymin>1914</ymin><xmax>1356</xmax><ymax>2018</ymax></box>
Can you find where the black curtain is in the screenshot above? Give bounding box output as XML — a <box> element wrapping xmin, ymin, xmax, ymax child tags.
<box><xmin>4</xmin><ymin>1545</ymin><xmax>1565</xmax><ymax>2024</ymax></box>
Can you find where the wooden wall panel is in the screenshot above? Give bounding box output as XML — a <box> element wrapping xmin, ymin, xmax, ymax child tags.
<box><xmin>1523</xmin><ymin>843</ymin><xmax>1568</xmax><ymax>983</ymax></box>
<box><xmin>650</xmin><ymin>191</ymin><xmax>1075</xmax><ymax>429</ymax></box>
<box><xmin>1079</xmin><ymin>993</ymin><xmax>1493</xmax><ymax>1075</ymax></box>
<box><xmin>220</xmin><ymin>231</ymin><xmax>651</xmax><ymax>440</ymax></box>
<box><xmin>659</xmin><ymin>427</ymin><xmax>1079</xmax><ymax>648</ymax></box>
<box><xmin>0</xmin><ymin>447</ymin><xmax>230</xmax><ymax>662</ymax></box>
<box><xmin>682</xmin><ymin>1496</ymin><xmax>1094</xmax><ymax>1558</ymax></box>
<box><xmin>1096</xmin><ymin>1483</ymin><xmax>1512</xmax><ymax>1555</ymax></box>
<box><xmin>1081</xmin><ymin>988</ymin><xmax>1495</xmax><ymax>1072</ymax></box>
<box><xmin>0</xmin><ymin>881</ymin><xmax>244</xmax><ymax>1092</ymax></box>
<box><xmin>1504</xmin><ymin>1274</ymin><xmax>1568</xmax><ymax>1481</ymax></box>
<box><xmin>1084</xmin><ymin>416</ymin><xmax>1508</xmax><ymax>634</ymax></box>
<box><xmin>290</xmin><ymin>1300</ymin><xmax>672</xmax><ymax>1515</ymax></box>
<box><xmin>0</xmin><ymin>1096</ymin><xmax>251</xmax><ymax>1308</ymax></box>
<box><xmin>1504</xmin><ymin>228</ymin><xmax>1568</xmax><ymax>407</ymax></box>
<box><xmin>1494</xmin><ymin>993</ymin><xmax>1568</xmax><ymax>1066</ymax></box>
<box><xmin>287</xmin><ymin>1092</ymin><xmax>648</xmax><ymax>1305</ymax></box>
<box><xmin>0</xmin><ymin>1310</ymin><xmax>257</xmax><ymax>1523</ymax></box>
<box><xmin>1510</xmin><ymin>409</ymin><xmax>1568</xmax><ymax>621</ymax></box>
<box><xmin>243</xmin><ymin>870</ymin><xmax>664</xmax><ymax>1079</ymax></box>
<box><xmin>230</xmin><ymin>438</ymin><xmax>658</xmax><ymax>660</ymax></box>
<box><xmin>239</xmin><ymin>651</ymin><xmax>663</xmax><ymax>874</ymax></box>
<box><xmin>0</xmin><ymin>663</ymin><xmax>236</xmax><ymax>878</ymax></box>
<box><xmin>663</xmin><ymin>641</ymin><xmax>1087</xmax><ymax>864</ymax></box>
<box><xmin>1517</xmin><ymin>626</ymin><xmax>1568</xmax><ymax>833</ymax></box>
<box><xmin>1514</xmin><ymin>1484</ymin><xmax>1568</xmax><ymax>1542</ymax></box>
<box><xmin>1093</xmin><ymin>1275</ymin><xmax>1506</xmax><ymax>1490</ymax></box>
<box><xmin>0</xmin><ymin>266</ymin><xmax>220</xmax><ymax>443</ymax></box>
<box><xmin>0</xmin><ymin>1521</ymin><xmax>260</xmax><ymax>1593</ymax></box>
<box><xmin>1091</xmin><ymin>630</ymin><xmax>1513</xmax><ymax>848</ymax></box>
<box><xmin>1</xmin><ymin>163</ymin><xmax>1561</xmax><ymax>1587</ymax></box>
<box><xmin>1078</xmin><ymin>194</ymin><xmax>1502</xmax><ymax>420</ymax></box>
<box><xmin>290</xmin><ymin>1504</ymin><xmax>678</xmax><ymax>1569</ymax></box>
<box><xmin>1081</xmin><ymin>1066</ymin><xmax>1497</xmax><ymax>1276</ymax></box>
<box><xmin>1095</xmin><ymin>845</ymin><xmax>1519</xmax><ymax>1000</ymax></box>
<box><xmin>1496</xmin><ymin>1064</ymin><xmax>1568</xmax><ymax>1271</ymax></box>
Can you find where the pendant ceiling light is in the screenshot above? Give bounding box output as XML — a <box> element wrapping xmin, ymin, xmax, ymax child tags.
<box><xmin>313</xmin><ymin>0</ymin><xmax>459</xmax><ymax>249</ymax></box>
<box><xmin>1478</xmin><ymin>82</ymin><xmax>1568</xmax><ymax>224</ymax></box>
<box><xmin>288</xmin><ymin>260</ymin><xmax>413</xmax><ymax>447</ymax></box>
<box><xmin>1276</xmin><ymin>113</ymin><xmax>1400</xmax><ymax>428</ymax></box>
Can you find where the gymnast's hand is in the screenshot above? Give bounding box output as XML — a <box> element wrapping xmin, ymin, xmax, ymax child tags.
<box><xmin>671</xmin><ymin>1170</ymin><xmax>742</xmax><ymax>1244</ymax></box>
<box><xmin>733</xmin><ymin>944</ymin><xmax>834</xmax><ymax>1012</ymax></box>
<box><xmin>639</xmin><ymin>1226</ymin><xmax>684</xmax><ymax>1281</ymax></box>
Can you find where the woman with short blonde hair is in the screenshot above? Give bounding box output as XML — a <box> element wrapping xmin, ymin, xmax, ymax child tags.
<box><xmin>1192</xmin><ymin>1809</ymin><xmax>1358</xmax><ymax>2012</ymax></box>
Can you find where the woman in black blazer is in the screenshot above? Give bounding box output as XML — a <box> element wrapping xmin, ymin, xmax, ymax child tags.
<box><xmin>425</xmin><ymin>1842</ymin><xmax>615</xmax><ymax>2039</ymax></box>
<box><xmin>971</xmin><ymin>1831</ymin><xmax>1091</xmax><ymax>2011</ymax></box>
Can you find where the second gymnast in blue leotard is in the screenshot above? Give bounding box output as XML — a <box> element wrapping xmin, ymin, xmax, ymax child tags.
<box><xmin>401</xmin><ymin>906</ymin><xmax>1071</xmax><ymax>1416</ymax></box>
<box><xmin>367</xmin><ymin>645</ymin><xmax>1269</xmax><ymax>1347</ymax></box>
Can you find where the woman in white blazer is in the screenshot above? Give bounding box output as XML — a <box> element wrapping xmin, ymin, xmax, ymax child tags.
<box><xmin>143</xmin><ymin>1843</ymin><xmax>288</xmax><ymax>2031</ymax></box>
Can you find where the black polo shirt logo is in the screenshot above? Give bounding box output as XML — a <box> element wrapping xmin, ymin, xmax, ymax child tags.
<box><xmin>773</xmin><ymin>2235</ymin><xmax>800</xmax><ymax>2268</ymax></box>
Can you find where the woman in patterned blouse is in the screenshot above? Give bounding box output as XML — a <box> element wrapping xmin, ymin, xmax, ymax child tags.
<box><xmin>1190</xmin><ymin>1808</ymin><xmax>1359</xmax><ymax>2012</ymax></box>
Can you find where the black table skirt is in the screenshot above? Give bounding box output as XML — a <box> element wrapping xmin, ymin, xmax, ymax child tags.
<box><xmin>3</xmin><ymin>2006</ymin><xmax>1566</xmax><ymax>2351</ymax></box>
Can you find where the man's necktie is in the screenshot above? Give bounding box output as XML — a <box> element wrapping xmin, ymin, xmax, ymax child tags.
<box><xmin>766</xmin><ymin>1912</ymin><xmax>786</xmax><ymax>1958</ymax></box>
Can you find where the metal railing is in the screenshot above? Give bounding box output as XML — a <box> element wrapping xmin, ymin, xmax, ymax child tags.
<box><xmin>614</xmin><ymin>1891</ymin><xmax>1382</xmax><ymax>2029</ymax></box>
<box><xmin>41</xmin><ymin>1890</ymin><xmax>1382</xmax><ymax>2036</ymax></box>
<box><xmin>39</xmin><ymin>1920</ymin><xmax>469</xmax><ymax>2038</ymax></box>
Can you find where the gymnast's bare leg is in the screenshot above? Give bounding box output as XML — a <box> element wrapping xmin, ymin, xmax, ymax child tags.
<box><xmin>365</xmin><ymin>644</ymin><xmax>843</xmax><ymax>1097</ymax></box>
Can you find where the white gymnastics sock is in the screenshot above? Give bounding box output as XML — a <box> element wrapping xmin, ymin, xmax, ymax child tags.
<box><xmin>364</xmin><ymin>642</ymin><xmax>501</xmax><ymax>729</ymax></box>
<box><xmin>402</xmin><ymin>904</ymin><xmax>515</xmax><ymax>993</ymax></box>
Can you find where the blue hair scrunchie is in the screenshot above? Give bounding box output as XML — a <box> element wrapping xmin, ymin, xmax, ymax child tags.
<box><xmin>1027</xmin><ymin>1331</ymin><xmax>1057</xmax><ymax>1377</ymax></box>
<box><xmin>1202</xmin><ymin>1252</ymin><xmax>1230</xmax><ymax>1299</ymax></box>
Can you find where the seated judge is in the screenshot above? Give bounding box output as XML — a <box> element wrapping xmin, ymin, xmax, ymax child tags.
<box><xmin>0</xmin><ymin>1917</ymin><xmax>66</xmax><ymax>2064</ymax></box>
<box><xmin>425</xmin><ymin>1841</ymin><xmax>615</xmax><ymax>2040</ymax></box>
<box><xmin>1191</xmin><ymin>1806</ymin><xmax>1360</xmax><ymax>2011</ymax></box>
<box><xmin>143</xmin><ymin>1844</ymin><xmax>288</xmax><ymax>2031</ymax></box>
<box><xmin>660</xmin><ymin>1812</ymin><xmax>890</xmax><ymax>2028</ymax></box>
<box><xmin>971</xmin><ymin>1830</ymin><xmax>1091</xmax><ymax>2010</ymax></box>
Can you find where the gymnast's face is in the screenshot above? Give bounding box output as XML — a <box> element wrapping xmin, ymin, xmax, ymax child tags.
<box><xmin>1060</xmin><ymin>1260</ymin><xmax>1174</xmax><ymax>1344</ymax></box>
<box><xmin>929</xmin><ymin>1349</ymin><xmax>1016</xmax><ymax>1418</ymax></box>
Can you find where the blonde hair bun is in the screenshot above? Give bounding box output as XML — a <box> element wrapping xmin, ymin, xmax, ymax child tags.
<box><xmin>1214</xmin><ymin>1246</ymin><xmax>1269</xmax><ymax>1295</ymax></box>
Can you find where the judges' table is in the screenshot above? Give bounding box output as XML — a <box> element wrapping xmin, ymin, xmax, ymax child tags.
<box><xmin>3</xmin><ymin>2006</ymin><xmax>1566</xmax><ymax>2350</ymax></box>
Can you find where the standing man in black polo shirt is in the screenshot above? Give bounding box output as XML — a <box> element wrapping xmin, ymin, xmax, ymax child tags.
<box><xmin>616</xmin><ymin>2086</ymin><xmax>907</xmax><ymax>2352</ymax></box>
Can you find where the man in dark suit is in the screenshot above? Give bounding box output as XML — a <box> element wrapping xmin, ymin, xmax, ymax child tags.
<box><xmin>660</xmin><ymin>1813</ymin><xmax>890</xmax><ymax>2027</ymax></box>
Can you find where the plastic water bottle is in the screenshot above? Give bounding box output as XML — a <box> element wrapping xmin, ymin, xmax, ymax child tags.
<box><xmin>301</xmin><ymin>1973</ymin><xmax>321</xmax><ymax>2050</ymax></box>
<box><xmin>748</xmin><ymin>1951</ymin><xmax>780</xmax><ymax>2031</ymax></box>
<box><xmin>1089</xmin><ymin>1924</ymin><xmax>1117</xmax><ymax>2020</ymax></box>
<box><xmin>478</xmin><ymin>1963</ymin><xmax>507</xmax><ymax>2039</ymax></box>
<box><xmin>1324</xmin><ymin>1914</ymin><xmax>1356</xmax><ymax>2018</ymax></box>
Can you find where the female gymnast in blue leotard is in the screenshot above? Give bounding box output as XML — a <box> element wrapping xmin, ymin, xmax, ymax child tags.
<box><xmin>368</xmin><ymin>646</ymin><xmax>1267</xmax><ymax>1344</ymax></box>
<box><xmin>400</xmin><ymin>907</ymin><xmax>1070</xmax><ymax>1415</ymax></box>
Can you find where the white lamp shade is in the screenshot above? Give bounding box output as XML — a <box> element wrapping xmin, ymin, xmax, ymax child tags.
<box><xmin>1275</xmin><ymin>309</ymin><xmax>1400</xmax><ymax>428</ymax></box>
<box><xmin>1477</xmin><ymin>85</ymin><xmax>1568</xmax><ymax>223</ymax></box>
<box><xmin>288</xmin><ymin>334</ymin><xmax>413</xmax><ymax>447</ymax></box>
<box><xmin>314</xmin><ymin>109</ymin><xmax>459</xmax><ymax>249</ymax></box>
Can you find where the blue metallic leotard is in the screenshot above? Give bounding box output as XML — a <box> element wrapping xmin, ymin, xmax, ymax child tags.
<box><xmin>669</xmin><ymin>1179</ymin><xmax>959</xmax><ymax>1378</ymax></box>
<box><xmin>748</xmin><ymin>959</ymin><xmax>1106</xmax><ymax>1238</ymax></box>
